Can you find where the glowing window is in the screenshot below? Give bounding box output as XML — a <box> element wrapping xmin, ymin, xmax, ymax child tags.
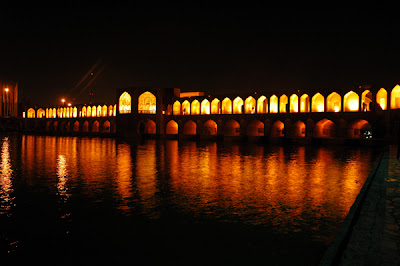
<box><xmin>191</xmin><ymin>100</ymin><xmax>200</xmax><ymax>115</ymax></box>
<box><xmin>257</xmin><ymin>96</ymin><xmax>268</xmax><ymax>114</ymax></box>
<box><xmin>87</xmin><ymin>106</ymin><xmax>92</xmax><ymax>117</ymax></box>
<box><xmin>119</xmin><ymin>91</ymin><xmax>131</xmax><ymax>114</ymax></box>
<box><xmin>82</xmin><ymin>106</ymin><xmax>87</xmax><ymax>117</ymax></box>
<box><xmin>222</xmin><ymin>98</ymin><xmax>232</xmax><ymax>114</ymax></box>
<box><xmin>312</xmin><ymin>93</ymin><xmax>324</xmax><ymax>112</ymax></box>
<box><xmin>300</xmin><ymin>94</ymin><xmax>310</xmax><ymax>113</ymax></box>
<box><xmin>344</xmin><ymin>91</ymin><xmax>359</xmax><ymax>112</ymax></box>
<box><xmin>376</xmin><ymin>88</ymin><xmax>387</xmax><ymax>110</ymax></box>
<box><xmin>73</xmin><ymin>107</ymin><xmax>78</xmax><ymax>118</ymax></box>
<box><xmin>326</xmin><ymin>92</ymin><xmax>341</xmax><ymax>112</ymax></box>
<box><xmin>182</xmin><ymin>100</ymin><xmax>190</xmax><ymax>115</ymax></box>
<box><xmin>289</xmin><ymin>94</ymin><xmax>298</xmax><ymax>113</ymax></box>
<box><xmin>211</xmin><ymin>98</ymin><xmax>220</xmax><ymax>114</ymax></box>
<box><xmin>108</xmin><ymin>105</ymin><xmax>113</xmax><ymax>116</ymax></box>
<box><xmin>233</xmin><ymin>97</ymin><xmax>243</xmax><ymax>114</ymax></box>
<box><xmin>270</xmin><ymin>95</ymin><xmax>278</xmax><ymax>113</ymax></box>
<box><xmin>279</xmin><ymin>95</ymin><xmax>288</xmax><ymax>113</ymax></box>
<box><xmin>37</xmin><ymin>108</ymin><xmax>45</xmax><ymax>118</ymax></box>
<box><xmin>391</xmin><ymin>85</ymin><xmax>400</xmax><ymax>109</ymax></box>
<box><xmin>97</xmin><ymin>105</ymin><xmax>102</xmax><ymax>117</ymax></box>
<box><xmin>138</xmin><ymin>91</ymin><xmax>156</xmax><ymax>114</ymax></box>
<box><xmin>201</xmin><ymin>99</ymin><xmax>210</xmax><ymax>114</ymax></box>
<box><xmin>92</xmin><ymin>106</ymin><xmax>97</xmax><ymax>117</ymax></box>
<box><xmin>244</xmin><ymin>96</ymin><xmax>256</xmax><ymax>114</ymax></box>
<box><xmin>27</xmin><ymin>108</ymin><xmax>35</xmax><ymax>118</ymax></box>
<box><xmin>173</xmin><ymin>101</ymin><xmax>181</xmax><ymax>115</ymax></box>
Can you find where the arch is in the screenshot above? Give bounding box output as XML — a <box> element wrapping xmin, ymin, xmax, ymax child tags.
<box><xmin>86</xmin><ymin>106</ymin><xmax>92</xmax><ymax>117</ymax></box>
<box><xmin>279</xmin><ymin>94</ymin><xmax>288</xmax><ymax>113</ymax></box>
<box><xmin>326</xmin><ymin>92</ymin><xmax>341</xmax><ymax>112</ymax></box>
<box><xmin>113</xmin><ymin>104</ymin><xmax>117</xmax><ymax>116</ymax></box>
<box><xmin>27</xmin><ymin>108</ymin><xmax>35</xmax><ymax>118</ymax></box>
<box><xmin>46</xmin><ymin>108</ymin><xmax>51</xmax><ymax>118</ymax></box>
<box><xmin>224</xmin><ymin>119</ymin><xmax>240</xmax><ymax>136</ymax></box>
<box><xmin>203</xmin><ymin>119</ymin><xmax>217</xmax><ymax>135</ymax></box>
<box><xmin>344</xmin><ymin>91</ymin><xmax>359</xmax><ymax>112</ymax></box>
<box><xmin>102</xmin><ymin>120</ymin><xmax>111</xmax><ymax>133</ymax></box>
<box><xmin>92</xmin><ymin>121</ymin><xmax>99</xmax><ymax>132</ymax></box>
<box><xmin>244</xmin><ymin>96</ymin><xmax>256</xmax><ymax>114</ymax></box>
<box><xmin>119</xmin><ymin>91</ymin><xmax>132</xmax><ymax>114</ymax></box>
<box><xmin>37</xmin><ymin>108</ymin><xmax>45</xmax><ymax>118</ymax></box>
<box><xmin>391</xmin><ymin>85</ymin><xmax>400</xmax><ymax>109</ymax></box>
<box><xmin>246</xmin><ymin>119</ymin><xmax>264</xmax><ymax>136</ymax></box>
<box><xmin>52</xmin><ymin>108</ymin><xmax>56</xmax><ymax>118</ymax></box>
<box><xmin>82</xmin><ymin>106</ymin><xmax>87</xmax><ymax>117</ymax></box>
<box><xmin>257</xmin><ymin>95</ymin><xmax>268</xmax><ymax>114</ymax></box>
<box><xmin>293</xmin><ymin>120</ymin><xmax>306</xmax><ymax>138</ymax></box>
<box><xmin>201</xmin><ymin>99</ymin><xmax>210</xmax><ymax>115</ymax></box>
<box><xmin>376</xmin><ymin>88</ymin><xmax>387</xmax><ymax>110</ymax></box>
<box><xmin>300</xmin><ymin>94</ymin><xmax>310</xmax><ymax>113</ymax></box>
<box><xmin>102</xmin><ymin>105</ymin><xmax>108</xmax><ymax>117</ymax></box>
<box><xmin>314</xmin><ymin>119</ymin><xmax>335</xmax><ymax>138</ymax></box>
<box><xmin>82</xmin><ymin>121</ymin><xmax>89</xmax><ymax>132</ymax></box>
<box><xmin>108</xmin><ymin>105</ymin><xmax>113</xmax><ymax>116</ymax></box>
<box><xmin>270</xmin><ymin>95</ymin><xmax>278</xmax><ymax>113</ymax></box>
<box><xmin>57</xmin><ymin>108</ymin><xmax>62</xmax><ymax>118</ymax></box>
<box><xmin>211</xmin><ymin>98</ymin><xmax>220</xmax><ymax>114</ymax></box>
<box><xmin>138</xmin><ymin>91</ymin><xmax>156</xmax><ymax>114</ymax></box>
<box><xmin>233</xmin><ymin>97</ymin><xmax>243</xmax><ymax>114</ymax></box>
<box><xmin>311</xmin><ymin>93</ymin><xmax>324</xmax><ymax>112</ymax></box>
<box><xmin>92</xmin><ymin>106</ymin><xmax>97</xmax><ymax>117</ymax></box>
<box><xmin>73</xmin><ymin>121</ymin><xmax>79</xmax><ymax>132</ymax></box>
<box><xmin>73</xmin><ymin>107</ymin><xmax>78</xmax><ymax>118</ymax></box>
<box><xmin>173</xmin><ymin>101</ymin><xmax>181</xmax><ymax>115</ymax></box>
<box><xmin>138</xmin><ymin>119</ymin><xmax>157</xmax><ymax>134</ymax></box>
<box><xmin>348</xmin><ymin>119</ymin><xmax>372</xmax><ymax>139</ymax></box>
<box><xmin>166</xmin><ymin>120</ymin><xmax>178</xmax><ymax>135</ymax></box>
<box><xmin>183</xmin><ymin>120</ymin><xmax>197</xmax><ymax>135</ymax></box>
<box><xmin>289</xmin><ymin>94</ymin><xmax>299</xmax><ymax>113</ymax></box>
<box><xmin>191</xmin><ymin>100</ymin><xmax>200</xmax><ymax>115</ymax></box>
<box><xmin>182</xmin><ymin>100</ymin><xmax>190</xmax><ymax>115</ymax></box>
<box><xmin>222</xmin><ymin>97</ymin><xmax>232</xmax><ymax>114</ymax></box>
<box><xmin>53</xmin><ymin>121</ymin><xmax>58</xmax><ymax>131</ymax></box>
<box><xmin>271</xmin><ymin>120</ymin><xmax>284</xmax><ymax>137</ymax></box>
<box><xmin>361</xmin><ymin>90</ymin><xmax>373</xmax><ymax>111</ymax></box>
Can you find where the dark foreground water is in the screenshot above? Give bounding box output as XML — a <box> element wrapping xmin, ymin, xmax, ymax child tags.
<box><xmin>0</xmin><ymin>134</ymin><xmax>381</xmax><ymax>265</ymax></box>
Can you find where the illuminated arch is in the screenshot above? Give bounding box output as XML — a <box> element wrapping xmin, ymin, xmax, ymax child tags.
<box><xmin>92</xmin><ymin>106</ymin><xmax>97</xmax><ymax>117</ymax></box>
<box><xmin>86</xmin><ymin>106</ymin><xmax>92</xmax><ymax>117</ymax></box>
<box><xmin>293</xmin><ymin>120</ymin><xmax>306</xmax><ymax>138</ymax></box>
<box><xmin>233</xmin><ymin>97</ymin><xmax>243</xmax><ymax>114</ymax></box>
<box><xmin>361</xmin><ymin>90</ymin><xmax>372</xmax><ymax>111</ymax></box>
<box><xmin>314</xmin><ymin>119</ymin><xmax>335</xmax><ymax>138</ymax></box>
<box><xmin>82</xmin><ymin>106</ymin><xmax>87</xmax><ymax>117</ymax></box>
<box><xmin>326</xmin><ymin>92</ymin><xmax>341</xmax><ymax>112</ymax></box>
<box><xmin>247</xmin><ymin>119</ymin><xmax>264</xmax><ymax>136</ymax></box>
<box><xmin>257</xmin><ymin>95</ymin><xmax>268</xmax><ymax>114</ymax></box>
<box><xmin>348</xmin><ymin>119</ymin><xmax>372</xmax><ymax>139</ymax></box>
<box><xmin>244</xmin><ymin>96</ymin><xmax>256</xmax><ymax>114</ymax></box>
<box><xmin>201</xmin><ymin>99</ymin><xmax>210</xmax><ymax>115</ymax></box>
<box><xmin>166</xmin><ymin>120</ymin><xmax>178</xmax><ymax>135</ymax></box>
<box><xmin>279</xmin><ymin>95</ymin><xmax>288</xmax><ymax>113</ymax></box>
<box><xmin>73</xmin><ymin>107</ymin><xmax>77</xmax><ymax>118</ymax></box>
<box><xmin>376</xmin><ymin>88</ymin><xmax>387</xmax><ymax>110</ymax></box>
<box><xmin>191</xmin><ymin>100</ymin><xmax>200</xmax><ymax>115</ymax></box>
<box><xmin>119</xmin><ymin>91</ymin><xmax>131</xmax><ymax>114</ymax></box>
<box><xmin>173</xmin><ymin>101</ymin><xmax>181</xmax><ymax>115</ymax></box>
<box><xmin>27</xmin><ymin>108</ymin><xmax>35</xmax><ymax>118</ymax></box>
<box><xmin>181</xmin><ymin>100</ymin><xmax>190</xmax><ymax>115</ymax></box>
<box><xmin>311</xmin><ymin>93</ymin><xmax>324</xmax><ymax>112</ymax></box>
<box><xmin>102</xmin><ymin>105</ymin><xmax>107</xmax><ymax>117</ymax></box>
<box><xmin>270</xmin><ymin>95</ymin><xmax>278</xmax><ymax>113</ymax></box>
<box><xmin>211</xmin><ymin>98</ymin><xmax>220</xmax><ymax>114</ymax></box>
<box><xmin>391</xmin><ymin>85</ymin><xmax>400</xmax><ymax>109</ymax></box>
<box><xmin>344</xmin><ymin>91</ymin><xmax>359</xmax><ymax>112</ymax></box>
<box><xmin>222</xmin><ymin>98</ymin><xmax>232</xmax><ymax>114</ymax></box>
<box><xmin>183</xmin><ymin>120</ymin><xmax>197</xmax><ymax>135</ymax></box>
<box><xmin>108</xmin><ymin>105</ymin><xmax>113</xmax><ymax>116</ymax></box>
<box><xmin>289</xmin><ymin>94</ymin><xmax>299</xmax><ymax>113</ymax></box>
<box><xmin>271</xmin><ymin>120</ymin><xmax>284</xmax><ymax>137</ymax></box>
<box><xmin>37</xmin><ymin>108</ymin><xmax>45</xmax><ymax>118</ymax></box>
<box><xmin>300</xmin><ymin>94</ymin><xmax>310</xmax><ymax>113</ymax></box>
<box><xmin>138</xmin><ymin>91</ymin><xmax>156</xmax><ymax>114</ymax></box>
<box><xmin>203</xmin><ymin>119</ymin><xmax>217</xmax><ymax>135</ymax></box>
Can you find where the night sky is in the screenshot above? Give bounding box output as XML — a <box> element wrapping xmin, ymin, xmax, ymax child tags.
<box><xmin>1</xmin><ymin>8</ymin><xmax>399</xmax><ymax>106</ymax></box>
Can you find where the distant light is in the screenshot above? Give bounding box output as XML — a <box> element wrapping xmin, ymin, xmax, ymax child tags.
<box><xmin>61</xmin><ymin>99</ymin><xmax>65</xmax><ymax>103</ymax></box>
<box><xmin>68</xmin><ymin>103</ymin><xmax>71</xmax><ymax>107</ymax></box>
<box><xmin>4</xmin><ymin>88</ymin><xmax>9</xmax><ymax>92</ymax></box>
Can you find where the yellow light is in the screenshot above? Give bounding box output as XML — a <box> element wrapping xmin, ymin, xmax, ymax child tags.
<box><xmin>68</xmin><ymin>103</ymin><xmax>71</xmax><ymax>107</ymax></box>
<box><xmin>380</xmin><ymin>98</ymin><xmax>385</xmax><ymax>110</ymax></box>
<box><xmin>317</xmin><ymin>104</ymin><xmax>324</xmax><ymax>112</ymax></box>
<box><xmin>348</xmin><ymin>100</ymin><xmax>359</xmax><ymax>111</ymax></box>
<box><xmin>61</xmin><ymin>99</ymin><xmax>65</xmax><ymax>103</ymax></box>
<box><xmin>4</xmin><ymin>88</ymin><xmax>9</xmax><ymax>92</ymax></box>
<box><xmin>334</xmin><ymin>106</ymin><xmax>339</xmax><ymax>112</ymax></box>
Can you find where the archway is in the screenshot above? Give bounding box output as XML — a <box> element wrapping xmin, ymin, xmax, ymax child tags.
<box><xmin>102</xmin><ymin>105</ymin><xmax>108</xmax><ymax>117</ymax></box>
<box><xmin>246</xmin><ymin>120</ymin><xmax>264</xmax><ymax>136</ymax></box>
<box><xmin>82</xmin><ymin>121</ymin><xmax>89</xmax><ymax>132</ymax></box>
<box><xmin>97</xmin><ymin>105</ymin><xmax>102</xmax><ymax>117</ymax></box>
<box><xmin>211</xmin><ymin>98</ymin><xmax>220</xmax><ymax>114</ymax></box>
<box><xmin>314</xmin><ymin>119</ymin><xmax>335</xmax><ymax>138</ymax></box>
<box><xmin>182</xmin><ymin>100</ymin><xmax>190</xmax><ymax>115</ymax></box>
<box><xmin>191</xmin><ymin>100</ymin><xmax>200</xmax><ymax>115</ymax></box>
<box><xmin>92</xmin><ymin>121</ymin><xmax>99</xmax><ymax>132</ymax></box>
<box><xmin>348</xmin><ymin>119</ymin><xmax>372</xmax><ymax>139</ymax></box>
<box><xmin>361</xmin><ymin>90</ymin><xmax>372</xmax><ymax>111</ymax></box>
<box><xmin>257</xmin><ymin>95</ymin><xmax>268</xmax><ymax>114</ymax></box>
<box><xmin>119</xmin><ymin>91</ymin><xmax>131</xmax><ymax>114</ymax></box>
<box><xmin>245</xmin><ymin>96</ymin><xmax>256</xmax><ymax>114</ymax></box>
<box><xmin>138</xmin><ymin>91</ymin><xmax>156</xmax><ymax>114</ymax></box>
<box><xmin>279</xmin><ymin>94</ymin><xmax>288</xmax><ymax>113</ymax></box>
<box><xmin>222</xmin><ymin>98</ymin><xmax>232</xmax><ymax>114</ymax></box>
<box><xmin>270</xmin><ymin>95</ymin><xmax>278</xmax><ymax>113</ymax></box>
<box><xmin>289</xmin><ymin>94</ymin><xmax>298</xmax><ymax>113</ymax></box>
<box><xmin>103</xmin><ymin>121</ymin><xmax>111</xmax><ymax>133</ymax></box>
<box><xmin>376</xmin><ymin>88</ymin><xmax>387</xmax><ymax>110</ymax></box>
<box><xmin>271</xmin><ymin>120</ymin><xmax>284</xmax><ymax>137</ymax></box>
<box><xmin>173</xmin><ymin>101</ymin><xmax>181</xmax><ymax>115</ymax></box>
<box><xmin>166</xmin><ymin>120</ymin><xmax>178</xmax><ymax>135</ymax></box>
<box><xmin>391</xmin><ymin>85</ymin><xmax>400</xmax><ymax>109</ymax></box>
<box><xmin>233</xmin><ymin>97</ymin><xmax>243</xmax><ymax>114</ymax></box>
<box><xmin>82</xmin><ymin>106</ymin><xmax>87</xmax><ymax>117</ymax></box>
<box><xmin>73</xmin><ymin>121</ymin><xmax>79</xmax><ymax>132</ymax></box>
<box><xmin>300</xmin><ymin>94</ymin><xmax>310</xmax><ymax>113</ymax></box>
<box><xmin>203</xmin><ymin>120</ymin><xmax>217</xmax><ymax>135</ymax></box>
<box><xmin>27</xmin><ymin>108</ymin><xmax>35</xmax><ymax>118</ymax></box>
<box><xmin>326</xmin><ymin>92</ymin><xmax>341</xmax><ymax>112</ymax></box>
<box><xmin>86</xmin><ymin>106</ymin><xmax>91</xmax><ymax>117</ymax></box>
<box><xmin>201</xmin><ymin>99</ymin><xmax>210</xmax><ymax>115</ymax></box>
<box><xmin>37</xmin><ymin>108</ymin><xmax>45</xmax><ymax>118</ymax></box>
<box><xmin>293</xmin><ymin>121</ymin><xmax>306</xmax><ymax>138</ymax></box>
<box><xmin>312</xmin><ymin>93</ymin><xmax>324</xmax><ymax>112</ymax></box>
<box><xmin>344</xmin><ymin>91</ymin><xmax>359</xmax><ymax>112</ymax></box>
<box><xmin>183</xmin><ymin>120</ymin><xmax>197</xmax><ymax>135</ymax></box>
<box><xmin>224</xmin><ymin>119</ymin><xmax>240</xmax><ymax>136</ymax></box>
<box><xmin>92</xmin><ymin>106</ymin><xmax>97</xmax><ymax>117</ymax></box>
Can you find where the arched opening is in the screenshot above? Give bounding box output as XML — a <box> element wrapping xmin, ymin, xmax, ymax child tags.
<box><xmin>166</xmin><ymin>120</ymin><xmax>178</xmax><ymax>135</ymax></box>
<box><xmin>279</xmin><ymin>94</ymin><xmax>288</xmax><ymax>113</ymax></box>
<box><xmin>103</xmin><ymin>121</ymin><xmax>111</xmax><ymax>133</ymax></box>
<box><xmin>119</xmin><ymin>91</ymin><xmax>132</xmax><ymax>114</ymax></box>
<box><xmin>293</xmin><ymin>121</ymin><xmax>306</xmax><ymax>138</ymax></box>
<box><xmin>138</xmin><ymin>119</ymin><xmax>157</xmax><ymax>134</ymax></box>
<box><xmin>361</xmin><ymin>90</ymin><xmax>373</xmax><ymax>112</ymax></box>
<box><xmin>92</xmin><ymin>121</ymin><xmax>99</xmax><ymax>132</ymax></box>
<box><xmin>102</xmin><ymin>105</ymin><xmax>108</xmax><ymax>117</ymax></box>
<box><xmin>246</xmin><ymin>120</ymin><xmax>264</xmax><ymax>136</ymax></box>
<box><xmin>348</xmin><ymin>119</ymin><xmax>372</xmax><ymax>139</ymax></box>
<box><xmin>182</xmin><ymin>100</ymin><xmax>190</xmax><ymax>115</ymax></box>
<box><xmin>314</xmin><ymin>119</ymin><xmax>335</xmax><ymax>138</ymax></box>
<box><xmin>271</xmin><ymin>120</ymin><xmax>284</xmax><ymax>137</ymax></box>
<box><xmin>391</xmin><ymin>85</ymin><xmax>400</xmax><ymax>109</ymax></box>
<box><xmin>289</xmin><ymin>94</ymin><xmax>299</xmax><ymax>113</ymax></box>
<box><xmin>203</xmin><ymin>120</ymin><xmax>217</xmax><ymax>135</ymax></box>
<box><xmin>97</xmin><ymin>105</ymin><xmax>102</xmax><ymax>117</ymax></box>
<box><xmin>257</xmin><ymin>95</ymin><xmax>268</xmax><ymax>114</ymax></box>
<box><xmin>233</xmin><ymin>97</ymin><xmax>243</xmax><ymax>114</ymax></box>
<box><xmin>270</xmin><ymin>95</ymin><xmax>278</xmax><ymax>113</ymax></box>
<box><xmin>86</xmin><ymin>106</ymin><xmax>91</xmax><ymax>117</ymax></box>
<box><xmin>82</xmin><ymin>121</ymin><xmax>89</xmax><ymax>132</ymax></box>
<box><xmin>201</xmin><ymin>99</ymin><xmax>210</xmax><ymax>115</ymax></box>
<box><xmin>73</xmin><ymin>121</ymin><xmax>79</xmax><ymax>132</ymax></box>
<box><xmin>211</xmin><ymin>98</ymin><xmax>220</xmax><ymax>114</ymax></box>
<box><xmin>224</xmin><ymin>119</ymin><xmax>240</xmax><ymax>136</ymax></box>
<box><xmin>312</xmin><ymin>93</ymin><xmax>324</xmax><ymax>112</ymax></box>
<box><xmin>92</xmin><ymin>106</ymin><xmax>97</xmax><ymax>117</ymax></box>
<box><xmin>222</xmin><ymin>98</ymin><xmax>232</xmax><ymax>114</ymax></box>
<box><xmin>108</xmin><ymin>105</ymin><xmax>113</xmax><ymax>116</ymax></box>
<box><xmin>37</xmin><ymin>108</ymin><xmax>45</xmax><ymax>118</ymax></box>
<box><xmin>27</xmin><ymin>108</ymin><xmax>35</xmax><ymax>118</ymax></box>
<box><xmin>138</xmin><ymin>91</ymin><xmax>156</xmax><ymax>114</ymax></box>
<box><xmin>300</xmin><ymin>94</ymin><xmax>310</xmax><ymax>113</ymax></box>
<box><xmin>82</xmin><ymin>106</ymin><xmax>87</xmax><ymax>117</ymax></box>
<box><xmin>173</xmin><ymin>101</ymin><xmax>181</xmax><ymax>115</ymax></box>
<box><xmin>183</xmin><ymin>120</ymin><xmax>197</xmax><ymax>135</ymax></box>
<box><xmin>376</xmin><ymin>88</ymin><xmax>387</xmax><ymax>110</ymax></box>
<box><xmin>73</xmin><ymin>107</ymin><xmax>78</xmax><ymax>118</ymax></box>
<box><xmin>244</xmin><ymin>96</ymin><xmax>256</xmax><ymax>114</ymax></box>
<box><xmin>326</xmin><ymin>92</ymin><xmax>341</xmax><ymax>112</ymax></box>
<box><xmin>191</xmin><ymin>100</ymin><xmax>200</xmax><ymax>115</ymax></box>
<box><xmin>344</xmin><ymin>91</ymin><xmax>359</xmax><ymax>112</ymax></box>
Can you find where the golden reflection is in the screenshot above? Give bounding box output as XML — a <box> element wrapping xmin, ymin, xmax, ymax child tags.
<box><xmin>0</xmin><ymin>137</ymin><xmax>13</xmax><ymax>215</ymax></box>
<box><xmin>57</xmin><ymin>154</ymin><xmax>68</xmax><ymax>198</ymax></box>
<box><xmin>116</xmin><ymin>144</ymin><xmax>133</xmax><ymax>211</ymax></box>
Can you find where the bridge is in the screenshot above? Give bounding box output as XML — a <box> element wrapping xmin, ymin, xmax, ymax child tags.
<box><xmin>24</xmin><ymin>84</ymin><xmax>400</xmax><ymax>143</ymax></box>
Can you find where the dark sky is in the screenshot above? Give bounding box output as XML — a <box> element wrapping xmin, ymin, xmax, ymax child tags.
<box><xmin>1</xmin><ymin>8</ymin><xmax>399</xmax><ymax>106</ymax></box>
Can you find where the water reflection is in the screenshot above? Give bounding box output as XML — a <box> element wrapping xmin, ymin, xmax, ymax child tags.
<box><xmin>0</xmin><ymin>137</ymin><xmax>13</xmax><ymax>216</ymax></box>
<box><xmin>57</xmin><ymin>154</ymin><xmax>68</xmax><ymax>199</ymax></box>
